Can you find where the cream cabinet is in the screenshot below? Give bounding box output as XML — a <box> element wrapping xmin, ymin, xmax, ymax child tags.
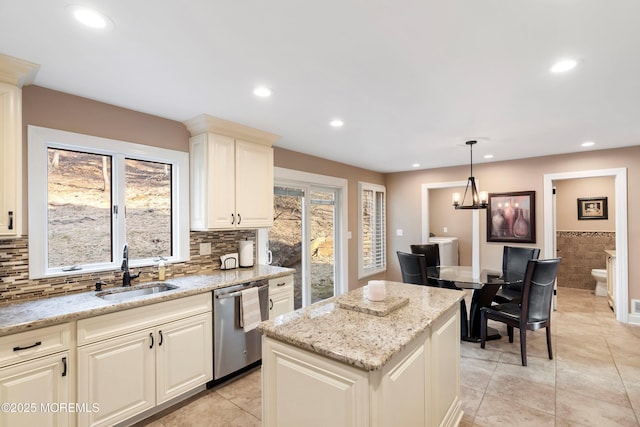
<box><xmin>77</xmin><ymin>294</ymin><xmax>212</xmax><ymax>427</ymax></box>
<box><xmin>268</xmin><ymin>275</ymin><xmax>294</xmax><ymax>319</ymax></box>
<box><xmin>606</xmin><ymin>250</ymin><xmax>616</xmax><ymax>311</ymax></box>
<box><xmin>0</xmin><ymin>82</ymin><xmax>22</xmax><ymax>238</ymax></box>
<box><xmin>185</xmin><ymin>114</ymin><xmax>279</xmax><ymax>231</ymax></box>
<box><xmin>189</xmin><ymin>132</ymin><xmax>273</xmax><ymax>230</ymax></box>
<box><xmin>262</xmin><ymin>304</ymin><xmax>462</xmax><ymax>427</ymax></box>
<box><xmin>0</xmin><ymin>323</ymin><xmax>72</xmax><ymax>427</ymax></box>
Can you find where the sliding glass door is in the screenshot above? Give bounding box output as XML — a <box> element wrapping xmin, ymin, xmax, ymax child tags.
<box><xmin>270</xmin><ymin>184</ymin><xmax>338</xmax><ymax>309</ymax></box>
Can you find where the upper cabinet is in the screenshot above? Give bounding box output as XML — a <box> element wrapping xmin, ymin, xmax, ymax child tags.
<box><xmin>185</xmin><ymin>114</ymin><xmax>279</xmax><ymax>230</ymax></box>
<box><xmin>0</xmin><ymin>54</ymin><xmax>38</xmax><ymax>238</ymax></box>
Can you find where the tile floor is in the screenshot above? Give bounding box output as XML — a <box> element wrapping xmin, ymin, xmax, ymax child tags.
<box><xmin>137</xmin><ymin>287</ymin><xmax>640</xmax><ymax>427</ymax></box>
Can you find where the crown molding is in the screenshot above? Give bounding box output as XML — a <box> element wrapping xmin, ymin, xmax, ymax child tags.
<box><xmin>183</xmin><ymin>114</ymin><xmax>280</xmax><ymax>146</ymax></box>
<box><xmin>0</xmin><ymin>53</ymin><xmax>39</xmax><ymax>87</ymax></box>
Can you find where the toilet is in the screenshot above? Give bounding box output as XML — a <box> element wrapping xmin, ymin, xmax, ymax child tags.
<box><xmin>592</xmin><ymin>269</ymin><xmax>607</xmax><ymax>296</ymax></box>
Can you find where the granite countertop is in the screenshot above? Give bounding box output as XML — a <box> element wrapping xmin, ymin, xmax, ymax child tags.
<box><xmin>258</xmin><ymin>281</ymin><xmax>464</xmax><ymax>371</ymax></box>
<box><xmin>0</xmin><ymin>265</ymin><xmax>294</xmax><ymax>336</ymax></box>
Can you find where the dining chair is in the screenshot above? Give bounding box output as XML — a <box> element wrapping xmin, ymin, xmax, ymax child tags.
<box><xmin>399</xmin><ymin>249</ymin><xmax>469</xmax><ymax>337</ymax></box>
<box><xmin>480</xmin><ymin>258</ymin><xmax>561</xmax><ymax>366</ymax></box>
<box><xmin>410</xmin><ymin>244</ymin><xmax>440</xmax><ymax>268</ymax></box>
<box><xmin>396</xmin><ymin>251</ymin><xmax>429</xmax><ymax>285</ymax></box>
<box><xmin>493</xmin><ymin>246</ymin><xmax>541</xmax><ymax>304</ymax></box>
<box><xmin>410</xmin><ymin>244</ymin><xmax>441</xmax><ymax>286</ymax></box>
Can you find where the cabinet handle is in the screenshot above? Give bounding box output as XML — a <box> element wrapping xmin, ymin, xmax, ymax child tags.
<box><xmin>158</xmin><ymin>330</ymin><xmax>163</xmax><ymax>346</ymax></box>
<box><xmin>276</xmin><ymin>282</ymin><xmax>286</xmax><ymax>287</ymax></box>
<box><xmin>231</xmin><ymin>213</ymin><xmax>235</xmax><ymax>224</ymax></box>
<box><xmin>237</xmin><ymin>213</ymin><xmax>241</xmax><ymax>225</ymax></box>
<box><xmin>8</xmin><ymin>211</ymin><xmax>13</xmax><ymax>230</ymax></box>
<box><xmin>61</xmin><ymin>357</ymin><xmax>67</xmax><ymax>377</ymax></box>
<box><xmin>269</xmin><ymin>298</ymin><xmax>273</xmax><ymax>310</ymax></box>
<box><xmin>13</xmin><ymin>341</ymin><xmax>41</xmax><ymax>351</ymax></box>
<box><xmin>149</xmin><ymin>332</ymin><xmax>154</xmax><ymax>349</ymax></box>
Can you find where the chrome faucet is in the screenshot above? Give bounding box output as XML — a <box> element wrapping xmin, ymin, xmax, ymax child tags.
<box><xmin>121</xmin><ymin>244</ymin><xmax>139</xmax><ymax>287</ymax></box>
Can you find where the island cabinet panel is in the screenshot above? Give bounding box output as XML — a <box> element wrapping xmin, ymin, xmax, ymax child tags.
<box><xmin>429</xmin><ymin>306</ymin><xmax>462</xmax><ymax>427</ymax></box>
<box><xmin>262</xmin><ymin>338</ymin><xmax>369</xmax><ymax>427</ymax></box>
<box><xmin>262</xmin><ymin>303</ymin><xmax>462</xmax><ymax>427</ymax></box>
<box><xmin>375</xmin><ymin>337</ymin><xmax>427</xmax><ymax>427</ymax></box>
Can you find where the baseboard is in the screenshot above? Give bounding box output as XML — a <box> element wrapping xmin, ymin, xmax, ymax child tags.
<box><xmin>627</xmin><ymin>312</ymin><xmax>640</xmax><ymax>326</ymax></box>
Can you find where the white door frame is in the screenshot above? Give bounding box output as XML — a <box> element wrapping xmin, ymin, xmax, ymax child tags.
<box><xmin>543</xmin><ymin>168</ymin><xmax>628</xmax><ymax>322</ymax></box>
<box><xmin>421</xmin><ymin>181</ymin><xmax>481</xmax><ymax>276</ymax></box>
<box><xmin>265</xmin><ymin>167</ymin><xmax>348</xmax><ymax>299</ymax></box>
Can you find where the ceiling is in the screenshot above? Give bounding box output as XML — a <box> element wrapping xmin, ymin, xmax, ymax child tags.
<box><xmin>1</xmin><ymin>1</ymin><xmax>639</xmax><ymax>173</ymax></box>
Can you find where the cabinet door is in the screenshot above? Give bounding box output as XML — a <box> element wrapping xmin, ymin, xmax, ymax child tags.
<box><xmin>77</xmin><ymin>330</ymin><xmax>155</xmax><ymax>427</ymax></box>
<box><xmin>262</xmin><ymin>337</ymin><xmax>369</xmax><ymax>427</ymax></box>
<box><xmin>235</xmin><ymin>139</ymin><xmax>274</xmax><ymax>228</ymax></box>
<box><xmin>156</xmin><ymin>313</ymin><xmax>213</xmax><ymax>404</ymax></box>
<box><xmin>0</xmin><ymin>352</ymin><xmax>69</xmax><ymax>427</ymax></box>
<box><xmin>0</xmin><ymin>83</ymin><xmax>21</xmax><ymax>237</ymax></box>
<box><xmin>269</xmin><ymin>287</ymin><xmax>294</xmax><ymax>319</ymax></box>
<box><xmin>206</xmin><ymin>134</ymin><xmax>237</xmax><ymax>228</ymax></box>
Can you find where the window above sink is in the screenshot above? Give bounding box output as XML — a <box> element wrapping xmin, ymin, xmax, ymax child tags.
<box><xmin>27</xmin><ymin>126</ymin><xmax>190</xmax><ymax>279</ymax></box>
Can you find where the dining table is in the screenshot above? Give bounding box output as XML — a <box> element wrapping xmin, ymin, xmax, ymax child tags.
<box><xmin>426</xmin><ymin>266</ymin><xmax>524</xmax><ymax>342</ymax></box>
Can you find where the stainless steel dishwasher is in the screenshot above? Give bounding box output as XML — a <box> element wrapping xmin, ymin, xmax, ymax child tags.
<box><xmin>213</xmin><ymin>280</ymin><xmax>269</xmax><ymax>381</ymax></box>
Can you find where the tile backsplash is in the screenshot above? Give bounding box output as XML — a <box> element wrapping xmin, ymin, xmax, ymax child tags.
<box><xmin>0</xmin><ymin>230</ymin><xmax>256</xmax><ymax>304</ymax></box>
<box><xmin>556</xmin><ymin>231</ymin><xmax>615</xmax><ymax>290</ymax></box>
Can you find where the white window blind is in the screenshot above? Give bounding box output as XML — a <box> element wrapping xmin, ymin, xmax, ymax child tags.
<box><xmin>358</xmin><ymin>182</ymin><xmax>386</xmax><ymax>278</ymax></box>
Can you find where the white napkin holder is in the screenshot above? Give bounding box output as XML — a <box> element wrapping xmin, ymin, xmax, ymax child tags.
<box><xmin>220</xmin><ymin>253</ymin><xmax>238</xmax><ymax>270</ymax></box>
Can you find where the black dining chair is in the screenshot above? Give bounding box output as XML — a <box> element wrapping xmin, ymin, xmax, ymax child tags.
<box><xmin>480</xmin><ymin>258</ymin><xmax>561</xmax><ymax>366</ymax></box>
<box><xmin>396</xmin><ymin>251</ymin><xmax>429</xmax><ymax>285</ymax></box>
<box><xmin>410</xmin><ymin>244</ymin><xmax>440</xmax><ymax>268</ymax></box>
<box><xmin>493</xmin><ymin>246</ymin><xmax>541</xmax><ymax>304</ymax></box>
<box><xmin>400</xmin><ymin>248</ymin><xmax>469</xmax><ymax>337</ymax></box>
<box><xmin>410</xmin><ymin>244</ymin><xmax>440</xmax><ymax>286</ymax></box>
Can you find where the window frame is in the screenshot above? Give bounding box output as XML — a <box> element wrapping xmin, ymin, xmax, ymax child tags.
<box><xmin>358</xmin><ymin>181</ymin><xmax>387</xmax><ymax>279</ymax></box>
<box><xmin>27</xmin><ymin>125</ymin><xmax>190</xmax><ymax>279</ymax></box>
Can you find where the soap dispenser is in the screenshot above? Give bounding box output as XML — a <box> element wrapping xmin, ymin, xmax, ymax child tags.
<box><xmin>158</xmin><ymin>258</ymin><xmax>166</xmax><ymax>281</ymax></box>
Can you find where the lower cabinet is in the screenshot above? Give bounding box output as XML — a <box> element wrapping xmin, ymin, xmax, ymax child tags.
<box><xmin>0</xmin><ymin>322</ymin><xmax>71</xmax><ymax>427</ymax></box>
<box><xmin>262</xmin><ymin>304</ymin><xmax>462</xmax><ymax>427</ymax></box>
<box><xmin>77</xmin><ymin>294</ymin><xmax>213</xmax><ymax>427</ymax></box>
<box><xmin>268</xmin><ymin>275</ymin><xmax>294</xmax><ymax>319</ymax></box>
<box><xmin>0</xmin><ymin>352</ymin><xmax>71</xmax><ymax>427</ymax></box>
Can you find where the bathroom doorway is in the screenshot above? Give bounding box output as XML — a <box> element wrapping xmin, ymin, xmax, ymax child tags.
<box><xmin>544</xmin><ymin>168</ymin><xmax>628</xmax><ymax>323</ymax></box>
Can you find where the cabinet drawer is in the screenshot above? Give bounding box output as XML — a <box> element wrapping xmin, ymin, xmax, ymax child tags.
<box><xmin>0</xmin><ymin>323</ymin><xmax>71</xmax><ymax>368</ymax></box>
<box><xmin>78</xmin><ymin>293</ymin><xmax>212</xmax><ymax>346</ymax></box>
<box><xmin>269</xmin><ymin>275</ymin><xmax>293</xmax><ymax>290</ymax></box>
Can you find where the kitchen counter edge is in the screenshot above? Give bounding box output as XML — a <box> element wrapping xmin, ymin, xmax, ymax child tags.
<box><xmin>0</xmin><ymin>265</ymin><xmax>294</xmax><ymax>336</ymax></box>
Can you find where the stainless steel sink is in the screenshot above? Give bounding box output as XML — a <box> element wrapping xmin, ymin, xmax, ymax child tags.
<box><xmin>97</xmin><ymin>283</ymin><xmax>179</xmax><ymax>301</ymax></box>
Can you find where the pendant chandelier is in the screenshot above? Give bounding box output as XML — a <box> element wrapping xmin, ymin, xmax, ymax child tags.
<box><xmin>452</xmin><ymin>140</ymin><xmax>488</xmax><ymax>210</ymax></box>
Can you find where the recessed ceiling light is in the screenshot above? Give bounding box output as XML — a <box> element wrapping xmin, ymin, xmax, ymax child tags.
<box><xmin>484</xmin><ymin>154</ymin><xmax>494</xmax><ymax>159</ymax></box>
<box><xmin>329</xmin><ymin>119</ymin><xmax>344</xmax><ymax>128</ymax></box>
<box><xmin>67</xmin><ymin>5</ymin><xmax>114</xmax><ymax>30</ymax></box>
<box><xmin>412</xmin><ymin>163</ymin><xmax>420</xmax><ymax>168</ymax></box>
<box><xmin>253</xmin><ymin>87</ymin><xmax>272</xmax><ymax>97</ymax></box>
<box><xmin>581</xmin><ymin>141</ymin><xmax>595</xmax><ymax>147</ymax></box>
<box><xmin>550</xmin><ymin>59</ymin><xmax>577</xmax><ymax>73</ymax></box>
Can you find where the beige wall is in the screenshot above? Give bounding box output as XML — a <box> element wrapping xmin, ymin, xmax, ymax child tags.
<box><xmin>556</xmin><ymin>177</ymin><xmax>615</xmax><ymax>231</ymax></box>
<box><xmin>386</xmin><ymin>147</ymin><xmax>640</xmax><ymax>308</ymax></box>
<box><xmin>19</xmin><ymin>85</ymin><xmax>385</xmax><ymax>293</ymax></box>
<box><xmin>274</xmin><ymin>148</ymin><xmax>386</xmax><ymax>290</ymax></box>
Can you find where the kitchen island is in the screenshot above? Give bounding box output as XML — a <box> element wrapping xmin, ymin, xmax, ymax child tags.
<box><xmin>258</xmin><ymin>281</ymin><xmax>465</xmax><ymax>427</ymax></box>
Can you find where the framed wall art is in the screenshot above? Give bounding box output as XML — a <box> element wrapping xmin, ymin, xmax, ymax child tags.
<box><xmin>487</xmin><ymin>191</ymin><xmax>536</xmax><ymax>243</ymax></box>
<box><xmin>577</xmin><ymin>197</ymin><xmax>608</xmax><ymax>220</ymax></box>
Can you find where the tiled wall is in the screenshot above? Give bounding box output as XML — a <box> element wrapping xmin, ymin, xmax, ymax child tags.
<box><xmin>556</xmin><ymin>231</ymin><xmax>615</xmax><ymax>290</ymax></box>
<box><xmin>0</xmin><ymin>230</ymin><xmax>256</xmax><ymax>304</ymax></box>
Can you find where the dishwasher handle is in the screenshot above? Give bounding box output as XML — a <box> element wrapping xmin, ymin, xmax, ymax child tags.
<box><xmin>216</xmin><ymin>284</ymin><xmax>269</xmax><ymax>300</ymax></box>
